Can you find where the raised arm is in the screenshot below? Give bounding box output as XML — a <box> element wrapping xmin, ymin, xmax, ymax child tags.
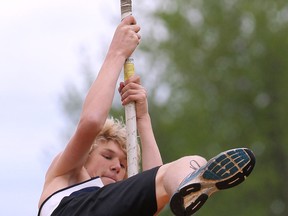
<box><xmin>119</xmin><ymin>75</ymin><xmax>163</xmax><ymax>171</ymax></box>
<box><xmin>47</xmin><ymin>16</ymin><xmax>141</xmax><ymax>179</ymax></box>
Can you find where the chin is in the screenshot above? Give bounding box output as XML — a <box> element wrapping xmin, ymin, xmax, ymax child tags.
<box><xmin>101</xmin><ymin>177</ymin><xmax>116</xmax><ymax>185</ymax></box>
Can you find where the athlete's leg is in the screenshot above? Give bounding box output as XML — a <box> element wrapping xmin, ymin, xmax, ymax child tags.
<box><xmin>154</xmin><ymin>155</ymin><xmax>207</xmax><ymax>214</ymax></box>
<box><xmin>154</xmin><ymin>148</ymin><xmax>255</xmax><ymax>216</ymax></box>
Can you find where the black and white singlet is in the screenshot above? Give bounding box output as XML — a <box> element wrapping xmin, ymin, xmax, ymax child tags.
<box><xmin>38</xmin><ymin>177</ymin><xmax>103</xmax><ymax>216</ymax></box>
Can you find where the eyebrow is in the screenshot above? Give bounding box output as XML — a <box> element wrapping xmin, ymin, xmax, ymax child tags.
<box><xmin>102</xmin><ymin>148</ymin><xmax>116</xmax><ymax>154</ymax></box>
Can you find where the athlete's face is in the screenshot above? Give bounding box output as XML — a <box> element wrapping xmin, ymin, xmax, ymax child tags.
<box><xmin>85</xmin><ymin>140</ymin><xmax>127</xmax><ymax>185</ymax></box>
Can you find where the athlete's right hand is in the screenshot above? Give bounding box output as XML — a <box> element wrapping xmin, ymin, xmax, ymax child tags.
<box><xmin>109</xmin><ymin>16</ymin><xmax>141</xmax><ymax>59</ymax></box>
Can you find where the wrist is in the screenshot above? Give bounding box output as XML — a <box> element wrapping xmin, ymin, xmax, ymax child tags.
<box><xmin>137</xmin><ymin>113</ymin><xmax>150</xmax><ymax>122</ymax></box>
<box><xmin>137</xmin><ymin>114</ymin><xmax>152</xmax><ymax>130</ymax></box>
<box><xmin>106</xmin><ymin>49</ymin><xmax>126</xmax><ymax>64</ymax></box>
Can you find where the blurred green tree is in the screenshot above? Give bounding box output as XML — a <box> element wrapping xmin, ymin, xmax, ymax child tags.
<box><xmin>139</xmin><ymin>0</ymin><xmax>288</xmax><ymax>215</ymax></box>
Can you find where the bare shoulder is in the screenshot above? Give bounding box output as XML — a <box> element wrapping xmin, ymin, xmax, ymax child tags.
<box><xmin>38</xmin><ymin>156</ymin><xmax>90</xmax><ymax>208</ymax></box>
<box><xmin>38</xmin><ymin>126</ymin><xmax>97</xmax><ymax>207</ymax></box>
<box><xmin>38</xmin><ymin>153</ymin><xmax>66</xmax><ymax>207</ymax></box>
<box><xmin>38</xmin><ymin>174</ymin><xmax>69</xmax><ymax>208</ymax></box>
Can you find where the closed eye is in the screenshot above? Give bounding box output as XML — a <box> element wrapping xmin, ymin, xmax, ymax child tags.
<box><xmin>102</xmin><ymin>154</ymin><xmax>112</xmax><ymax>160</ymax></box>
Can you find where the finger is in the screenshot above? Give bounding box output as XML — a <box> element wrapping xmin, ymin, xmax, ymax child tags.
<box><xmin>121</xmin><ymin>87</ymin><xmax>136</xmax><ymax>100</ymax></box>
<box><xmin>122</xmin><ymin>94</ymin><xmax>140</xmax><ymax>105</ymax></box>
<box><xmin>137</xmin><ymin>33</ymin><xmax>141</xmax><ymax>40</ymax></box>
<box><xmin>122</xmin><ymin>92</ymin><xmax>146</xmax><ymax>106</ymax></box>
<box><xmin>122</xmin><ymin>84</ymin><xmax>142</xmax><ymax>98</ymax></box>
<box><xmin>122</xmin><ymin>15</ymin><xmax>136</xmax><ymax>25</ymax></box>
<box><xmin>124</xmin><ymin>75</ymin><xmax>141</xmax><ymax>85</ymax></box>
<box><xmin>118</xmin><ymin>82</ymin><xmax>125</xmax><ymax>93</ymax></box>
<box><xmin>121</xmin><ymin>86</ymin><xmax>146</xmax><ymax>103</ymax></box>
<box><xmin>131</xmin><ymin>24</ymin><xmax>141</xmax><ymax>33</ymax></box>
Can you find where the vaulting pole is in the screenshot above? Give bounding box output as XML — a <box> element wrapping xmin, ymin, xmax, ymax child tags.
<box><xmin>120</xmin><ymin>0</ymin><xmax>139</xmax><ymax>177</ymax></box>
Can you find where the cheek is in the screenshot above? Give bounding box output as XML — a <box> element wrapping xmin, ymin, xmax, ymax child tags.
<box><xmin>88</xmin><ymin>157</ymin><xmax>106</xmax><ymax>173</ymax></box>
<box><xmin>93</xmin><ymin>158</ymin><xmax>108</xmax><ymax>170</ymax></box>
<box><xmin>120</xmin><ymin>169</ymin><xmax>128</xmax><ymax>180</ymax></box>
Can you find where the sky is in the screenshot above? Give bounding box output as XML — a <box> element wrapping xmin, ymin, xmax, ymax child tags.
<box><xmin>0</xmin><ymin>0</ymin><xmax>121</xmax><ymax>215</ymax></box>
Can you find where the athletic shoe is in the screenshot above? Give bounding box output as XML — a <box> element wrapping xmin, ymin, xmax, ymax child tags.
<box><xmin>170</xmin><ymin>148</ymin><xmax>256</xmax><ymax>216</ymax></box>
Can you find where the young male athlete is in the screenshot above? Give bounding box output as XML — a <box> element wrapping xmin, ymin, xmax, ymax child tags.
<box><xmin>38</xmin><ymin>16</ymin><xmax>255</xmax><ymax>216</ymax></box>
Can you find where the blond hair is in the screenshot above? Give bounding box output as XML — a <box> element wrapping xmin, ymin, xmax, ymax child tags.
<box><xmin>90</xmin><ymin>117</ymin><xmax>127</xmax><ymax>155</ymax></box>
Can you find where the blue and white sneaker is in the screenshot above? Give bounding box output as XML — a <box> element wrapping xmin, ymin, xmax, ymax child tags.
<box><xmin>170</xmin><ymin>148</ymin><xmax>256</xmax><ymax>216</ymax></box>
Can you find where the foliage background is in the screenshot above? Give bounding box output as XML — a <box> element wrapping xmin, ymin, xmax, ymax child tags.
<box><xmin>60</xmin><ymin>0</ymin><xmax>288</xmax><ymax>215</ymax></box>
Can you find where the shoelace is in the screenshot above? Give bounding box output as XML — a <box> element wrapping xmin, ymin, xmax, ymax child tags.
<box><xmin>189</xmin><ymin>160</ymin><xmax>202</xmax><ymax>172</ymax></box>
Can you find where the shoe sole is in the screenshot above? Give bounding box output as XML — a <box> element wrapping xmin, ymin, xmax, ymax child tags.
<box><xmin>170</xmin><ymin>148</ymin><xmax>256</xmax><ymax>216</ymax></box>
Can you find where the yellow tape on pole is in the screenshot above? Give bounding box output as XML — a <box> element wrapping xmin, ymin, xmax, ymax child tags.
<box><xmin>124</xmin><ymin>58</ymin><xmax>134</xmax><ymax>81</ymax></box>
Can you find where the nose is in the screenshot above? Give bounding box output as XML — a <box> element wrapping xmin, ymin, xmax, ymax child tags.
<box><xmin>110</xmin><ymin>160</ymin><xmax>121</xmax><ymax>173</ymax></box>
